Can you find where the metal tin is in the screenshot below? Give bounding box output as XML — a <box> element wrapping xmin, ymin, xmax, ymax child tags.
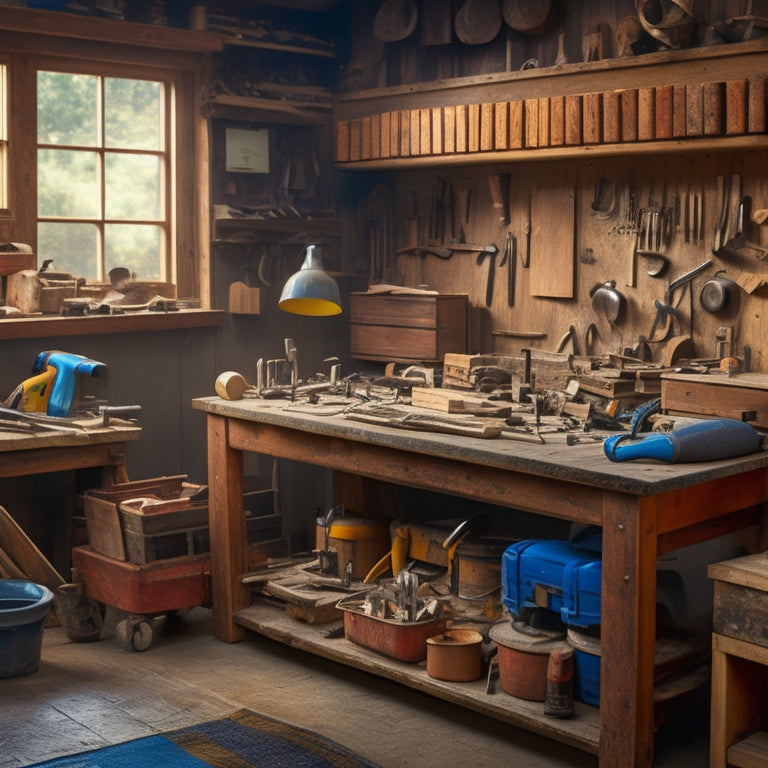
<box><xmin>490</xmin><ymin>620</ymin><xmax>568</xmax><ymax>701</ymax></box>
<box><xmin>426</xmin><ymin>629</ymin><xmax>484</xmax><ymax>681</ymax></box>
<box><xmin>337</xmin><ymin>595</ymin><xmax>445</xmax><ymax>662</ymax></box>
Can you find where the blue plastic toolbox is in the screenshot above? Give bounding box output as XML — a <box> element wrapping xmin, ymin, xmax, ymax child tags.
<box><xmin>501</xmin><ymin>536</ymin><xmax>602</xmax><ymax>627</ymax></box>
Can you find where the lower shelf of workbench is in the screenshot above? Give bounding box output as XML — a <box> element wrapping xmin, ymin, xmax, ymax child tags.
<box><xmin>235</xmin><ymin>600</ymin><xmax>600</xmax><ymax>754</ymax></box>
<box><xmin>235</xmin><ymin>601</ymin><xmax>711</xmax><ymax>756</ymax></box>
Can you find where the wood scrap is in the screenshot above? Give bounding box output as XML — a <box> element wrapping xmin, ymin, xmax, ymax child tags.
<box><xmin>345</xmin><ymin>406</ymin><xmax>503</xmax><ymax>438</ymax></box>
<box><xmin>411</xmin><ymin>387</ymin><xmax>510</xmax><ymax>416</ymax></box>
<box><xmin>0</xmin><ymin>545</ymin><xmax>26</xmax><ymax>579</ymax></box>
<box><xmin>259</xmin><ymin>565</ymin><xmax>366</xmax><ymax>624</ymax></box>
<box><xmin>0</xmin><ymin>505</ymin><xmax>65</xmax><ymax>626</ymax></box>
<box><xmin>574</xmin><ymin>372</ymin><xmax>638</xmax><ymax>397</ymax></box>
<box><xmin>0</xmin><ymin>505</ymin><xmax>65</xmax><ymax>591</ymax></box>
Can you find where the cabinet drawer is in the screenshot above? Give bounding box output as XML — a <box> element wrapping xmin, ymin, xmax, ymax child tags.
<box><xmin>350</xmin><ymin>293</ymin><xmax>467</xmax><ymax>363</ymax></box>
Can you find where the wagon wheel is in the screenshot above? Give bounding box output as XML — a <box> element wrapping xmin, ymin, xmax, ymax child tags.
<box><xmin>115</xmin><ymin>616</ymin><xmax>153</xmax><ymax>652</ymax></box>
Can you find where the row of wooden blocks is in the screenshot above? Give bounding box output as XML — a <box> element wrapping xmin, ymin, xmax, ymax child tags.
<box><xmin>335</xmin><ymin>76</ymin><xmax>767</xmax><ymax>162</ymax></box>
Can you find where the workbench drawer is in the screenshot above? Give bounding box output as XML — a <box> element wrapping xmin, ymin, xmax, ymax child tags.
<box><xmin>349</xmin><ymin>293</ymin><xmax>467</xmax><ymax>363</ymax></box>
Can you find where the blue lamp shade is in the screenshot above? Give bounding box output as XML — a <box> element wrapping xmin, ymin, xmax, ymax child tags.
<box><xmin>278</xmin><ymin>244</ymin><xmax>342</xmax><ymax>316</ymax></box>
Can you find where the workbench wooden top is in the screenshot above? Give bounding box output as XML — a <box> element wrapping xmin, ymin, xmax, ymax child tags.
<box><xmin>193</xmin><ymin>396</ymin><xmax>768</xmax><ymax>497</ymax></box>
<box><xmin>0</xmin><ymin>421</ymin><xmax>141</xmax><ymax>453</ymax></box>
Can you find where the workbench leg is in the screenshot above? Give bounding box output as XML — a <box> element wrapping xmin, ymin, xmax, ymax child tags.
<box><xmin>599</xmin><ymin>493</ymin><xmax>658</xmax><ymax>768</ymax></box>
<box><xmin>207</xmin><ymin>414</ymin><xmax>248</xmax><ymax>643</ymax></box>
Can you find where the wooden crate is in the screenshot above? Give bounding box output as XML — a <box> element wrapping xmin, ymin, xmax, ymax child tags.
<box><xmin>84</xmin><ymin>477</ymin><xmax>280</xmax><ymax>565</ymax></box>
<box><xmin>662</xmin><ymin>372</ymin><xmax>768</xmax><ymax>428</ymax></box>
<box><xmin>442</xmin><ymin>352</ymin><xmax>520</xmax><ymax>389</ymax></box>
<box><xmin>83</xmin><ymin>475</ymin><xmax>188</xmax><ymax>560</ymax></box>
<box><xmin>350</xmin><ymin>293</ymin><xmax>467</xmax><ymax>363</ymax></box>
<box><xmin>118</xmin><ymin>490</ymin><xmax>280</xmax><ymax>565</ymax></box>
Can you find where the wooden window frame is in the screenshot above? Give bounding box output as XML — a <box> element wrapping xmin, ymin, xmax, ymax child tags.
<box><xmin>0</xmin><ymin>12</ymin><xmax>220</xmax><ymax>337</ymax></box>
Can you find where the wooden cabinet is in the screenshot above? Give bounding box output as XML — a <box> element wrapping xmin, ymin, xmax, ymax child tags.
<box><xmin>350</xmin><ymin>292</ymin><xmax>467</xmax><ymax>362</ymax></box>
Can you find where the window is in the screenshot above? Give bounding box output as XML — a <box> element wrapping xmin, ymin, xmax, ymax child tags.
<box><xmin>0</xmin><ymin>21</ymin><xmax>213</xmax><ymax>313</ymax></box>
<box><xmin>36</xmin><ymin>71</ymin><xmax>169</xmax><ymax>282</ymax></box>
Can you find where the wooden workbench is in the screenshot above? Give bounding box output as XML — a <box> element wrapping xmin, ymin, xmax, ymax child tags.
<box><xmin>0</xmin><ymin>420</ymin><xmax>141</xmax><ymax>480</ymax></box>
<box><xmin>0</xmin><ymin>419</ymin><xmax>142</xmax><ymax>577</ymax></box>
<box><xmin>193</xmin><ymin>396</ymin><xmax>768</xmax><ymax>768</ymax></box>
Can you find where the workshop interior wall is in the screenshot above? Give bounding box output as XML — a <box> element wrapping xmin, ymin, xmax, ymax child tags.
<box><xmin>4</xmin><ymin>0</ymin><xmax>768</xmax><ymax>572</ymax></box>
<box><xmin>344</xmin><ymin>0</ymin><xmax>761</xmax><ymax>90</ymax></box>
<box><xmin>384</xmin><ymin>151</ymin><xmax>768</xmax><ymax>369</ymax></box>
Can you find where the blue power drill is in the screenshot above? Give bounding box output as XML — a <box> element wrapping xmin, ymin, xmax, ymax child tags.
<box><xmin>4</xmin><ymin>350</ymin><xmax>106</xmax><ymax>417</ymax></box>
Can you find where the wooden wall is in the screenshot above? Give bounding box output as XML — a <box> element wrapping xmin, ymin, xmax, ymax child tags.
<box><xmin>388</xmin><ymin>151</ymin><xmax>767</xmax><ymax>370</ymax></box>
<box><xmin>343</xmin><ymin>0</ymin><xmax>768</xmax><ymax>371</ymax></box>
<box><xmin>344</xmin><ymin>0</ymin><xmax>767</xmax><ymax>90</ymax></box>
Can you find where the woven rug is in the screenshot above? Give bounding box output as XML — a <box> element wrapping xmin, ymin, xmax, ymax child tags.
<box><xmin>25</xmin><ymin>708</ymin><xmax>383</xmax><ymax>768</ymax></box>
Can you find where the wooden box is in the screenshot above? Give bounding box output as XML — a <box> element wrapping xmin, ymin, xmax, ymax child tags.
<box><xmin>710</xmin><ymin>553</ymin><xmax>768</xmax><ymax>648</ymax></box>
<box><xmin>349</xmin><ymin>293</ymin><xmax>467</xmax><ymax>363</ymax></box>
<box><xmin>442</xmin><ymin>352</ymin><xmax>521</xmax><ymax>389</ymax></box>
<box><xmin>0</xmin><ymin>248</ymin><xmax>35</xmax><ymax>276</ymax></box>
<box><xmin>661</xmin><ymin>372</ymin><xmax>768</xmax><ymax>428</ymax></box>
<box><xmin>118</xmin><ymin>491</ymin><xmax>280</xmax><ymax>565</ymax></box>
<box><xmin>83</xmin><ymin>475</ymin><xmax>188</xmax><ymax>560</ymax></box>
<box><xmin>84</xmin><ymin>476</ymin><xmax>281</xmax><ymax>565</ymax></box>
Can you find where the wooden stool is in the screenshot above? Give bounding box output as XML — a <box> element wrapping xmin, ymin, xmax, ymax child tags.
<box><xmin>709</xmin><ymin>554</ymin><xmax>768</xmax><ymax>768</ymax></box>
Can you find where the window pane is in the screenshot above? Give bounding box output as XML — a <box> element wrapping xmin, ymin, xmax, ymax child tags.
<box><xmin>105</xmin><ymin>223</ymin><xmax>162</xmax><ymax>280</ymax></box>
<box><xmin>105</xmin><ymin>152</ymin><xmax>161</xmax><ymax>220</ymax></box>
<box><xmin>38</xmin><ymin>222</ymin><xmax>99</xmax><ymax>279</ymax></box>
<box><xmin>105</xmin><ymin>78</ymin><xmax>162</xmax><ymax>150</ymax></box>
<box><xmin>37</xmin><ymin>72</ymin><xmax>98</xmax><ymax>147</ymax></box>
<box><xmin>38</xmin><ymin>149</ymin><xmax>99</xmax><ymax>218</ymax></box>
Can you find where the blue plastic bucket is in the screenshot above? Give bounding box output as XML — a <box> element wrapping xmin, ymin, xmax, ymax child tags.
<box><xmin>0</xmin><ymin>580</ymin><xmax>54</xmax><ymax>678</ymax></box>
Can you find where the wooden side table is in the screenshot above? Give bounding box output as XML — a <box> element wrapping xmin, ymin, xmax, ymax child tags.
<box><xmin>709</xmin><ymin>554</ymin><xmax>768</xmax><ymax>768</ymax></box>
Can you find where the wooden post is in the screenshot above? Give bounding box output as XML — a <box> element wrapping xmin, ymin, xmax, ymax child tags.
<box><xmin>207</xmin><ymin>414</ymin><xmax>247</xmax><ymax>643</ymax></box>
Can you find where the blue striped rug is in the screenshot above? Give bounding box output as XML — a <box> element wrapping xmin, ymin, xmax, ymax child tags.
<box><xmin>25</xmin><ymin>709</ymin><xmax>383</xmax><ymax>768</ymax></box>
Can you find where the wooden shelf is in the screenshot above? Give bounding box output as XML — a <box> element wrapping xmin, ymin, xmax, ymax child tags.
<box><xmin>235</xmin><ymin>600</ymin><xmax>710</xmax><ymax>757</ymax></box>
<box><xmin>335</xmin><ymin>37</ymin><xmax>768</xmax><ymax>115</ymax></box>
<box><xmin>0</xmin><ymin>309</ymin><xmax>225</xmax><ymax>341</ymax></box>
<box><xmin>223</xmin><ymin>36</ymin><xmax>335</xmax><ymax>59</ymax></box>
<box><xmin>0</xmin><ymin>6</ymin><xmax>224</xmax><ymax>52</ymax></box>
<box><xmin>728</xmin><ymin>731</ymin><xmax>768</xmax><ymax>767</ymax></box>
<box><xmin>334</xmin><ymin>134</ymin><xmax>768</xmax><ymax>170</ymax></box>
<box><xmin>234</xmin><ymin>601</ymin><xmax>601</xmax><ymax>754</ymax></box>
<box><xmin>214</xmin><ymin>216</ymin><xmax>341</xmax><ymax>241</ymax></box>
<box><xmin>207</xmin><ymin>94</ymin><xmax>331</xmax><ymax>124</ymax></box>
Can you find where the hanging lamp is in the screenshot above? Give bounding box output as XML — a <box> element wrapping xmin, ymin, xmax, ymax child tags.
<box><xmin>278</xmin><ymin>244</ymin><xmax>342</xmax><ymax>316</ymax></box>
